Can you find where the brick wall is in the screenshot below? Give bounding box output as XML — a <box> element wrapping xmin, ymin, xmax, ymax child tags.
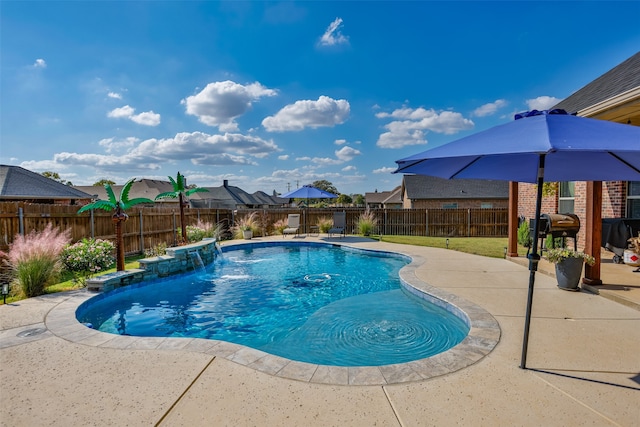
<box><xmin>603</xmin><ymin>181</ymin><xmax>626</xmax><ymax>217</ymax></box>
<box><xmin>518</xmin><ymin>180</ymin><xmax>627</xmax><ymax>249</ymax></box>
<box><xmin>517</xmin><ymin>183</ymin><xmax>557</xmax><ymax>218</ymax></box>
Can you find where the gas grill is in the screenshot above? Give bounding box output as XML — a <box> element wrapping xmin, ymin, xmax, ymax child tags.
<box><xmin>530</xmin><ymin>213</ymin><xmax>580</xmax><ymax>251</ymax></box>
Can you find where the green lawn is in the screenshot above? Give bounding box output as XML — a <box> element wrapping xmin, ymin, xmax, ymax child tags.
<box><xmin>377</xmin><ymin>235</ymin><xmax>529</xmax><ymax>259</ymax></box>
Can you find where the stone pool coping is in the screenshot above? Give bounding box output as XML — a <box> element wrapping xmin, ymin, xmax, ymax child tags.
<box><xmin>44</xmin><ymin>240</ymin><xmax>500</xmax><ymax>386</ymax></box>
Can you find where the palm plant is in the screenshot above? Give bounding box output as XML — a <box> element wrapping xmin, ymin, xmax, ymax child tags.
<box><xmin>78</xmin><ymin>179</ymin><xmax>153</xmax><ymax>271</ymax></box>
<box><xmin>155</xmin><ymin>172</ymin><xmax>209</xmax><ymax>245</ymax></box>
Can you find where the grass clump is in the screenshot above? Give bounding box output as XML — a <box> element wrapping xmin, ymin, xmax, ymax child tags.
<box><xmin>356</xmin><ymin>209</ymin><xmax>378</xmax><ymax>236</ymax></box>
<box><xmin>1</xmin><ymin>224</ymin><xmax>71</xmax><ymax>298</ymax></box>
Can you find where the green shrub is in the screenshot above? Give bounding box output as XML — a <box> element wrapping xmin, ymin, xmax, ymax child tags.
<box><xmin>1</xmin><ymin>224</ymin><xmax>71</xmax><ymax>297</ymax></box>
<box><xmin>145</xmin><ymin>242</ymin><xmax>168</xmax><ymax>257</ymax></box>
<box><xmin>517</xmin><ymin>220</ymin><xmax>531</xmax><ymax>248</ymax></box>
<box><xmin>61</xmin><ymin>238</ymin><xmax>115</xmax><ymax>286</ymax></box>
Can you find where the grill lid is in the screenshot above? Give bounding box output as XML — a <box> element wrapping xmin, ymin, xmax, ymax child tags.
<box><xmin>541</xmin><ymin>213</ymin><xmax>580</xmax><ymax>232</ymax></box>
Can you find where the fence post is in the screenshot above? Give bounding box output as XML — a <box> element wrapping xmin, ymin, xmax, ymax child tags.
<box><xmin>173</xmin><ymin>212</ymin><xmax>177</xmax><ymax>246</ymax></box>
<box><xmin>468</xmin><ymin>208</ymin><xmax>471</xmax><ymax>237</ymax></box>
<box><xmin>18</xmin><ymin>207</ymin><xmax>24</xmax><ymax>236</ymax></box>
<box><xmin>425</xmin><ymin>209</ymin><xmax>429</xmax><ymax>236</ymax></box>
<box><xmin>139</xmin><ymin>210</ymin><xmax>144</xmax><ymax>254</ymax></box>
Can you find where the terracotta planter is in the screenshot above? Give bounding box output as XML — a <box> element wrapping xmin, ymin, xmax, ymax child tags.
<box><xmin>555</xmin><ymin>257</ymin><xmax>584</xmax><ymax>291</ymax></box>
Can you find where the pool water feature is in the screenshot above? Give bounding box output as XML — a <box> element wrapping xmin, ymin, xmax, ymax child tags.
<box><xmin>77</xmin><ymin>242</ymin><xmax>470</xmax><ymax>367</ymax></box>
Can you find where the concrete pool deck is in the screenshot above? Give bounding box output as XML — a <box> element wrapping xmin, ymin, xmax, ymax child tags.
<box><xmin>1</xmin><ymin>236</ymin><xmax>638</xmax><ymax>426</ymax></box>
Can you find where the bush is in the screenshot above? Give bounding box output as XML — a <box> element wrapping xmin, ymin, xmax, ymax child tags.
<box><xmin>178</xmin><ymin>220</ymin><xmax>225</xmax><ymax>243</ymax></box>
<box><xmin>517</xmin><ymin>220</ymin><xmax>531</xmax><ymax>248</ymax></box>
<box><xmin>145</xmin><ymin>242</ymin><xmax>168</xmax><ymax>257</ymax></box>
<box><xmin>272</xmin><ymin>218</ymin><xmax>287</xmax><ymax>236</ymax></box>
<box><xmin>356</xmin><ymin>209</ymin><xmax>378</xmax><ymax>236</ymax></box>
<box><xmin>1</xmin><ymin>224</ymin><xmax>71</xmax><ymax>297</ymax></box>
<box><xmin>61</xmin><ymin>238</ymin><xmax>115</xmax><ymax>286</ymax></box>
<box><xmin>317</xmin><ymin>217</ymin><xmax>332</xmax><ymax>233</ymax></box>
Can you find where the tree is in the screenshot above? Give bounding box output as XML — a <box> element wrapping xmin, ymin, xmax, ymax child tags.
<box><xmin>41</xmin><ymin>171</ymin><xmax>73</xmax><ymax>186</ymax></box>
<box><xmin>155</xmin><ymin>172</ymin><xmax>209</xmax><ymax>244</ymax></box>
<box><xmin>337</xmin><ymin>194</ymin><xmax>352</xmax><ymax>205</ymax></box>
<box><xmin>353</xmin><ymin>194</ymin><xmax>365</xmax><ymax>206</ymax></box>
<box><xmin>77</xmin><ymin>179</ymin><xmax>153</xmax><ymax>271</ymax></box>
<box><xmin>310</xmin><ymin>180</ymin><xmax>338</xmax><ymax>195</ymax></box>
<box><xmin>94</xmin><ymin>179</ymin><xmax>116</xmax><ymax>186</ymax></box>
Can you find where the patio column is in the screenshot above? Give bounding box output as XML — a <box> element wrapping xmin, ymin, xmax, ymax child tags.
<box><xmin>582</xmin><ymin>181</ymin><xmax>603</xmax><ymax>285</ymax></box>
<box><xmin>507</xmin><ymin>181</ymin><xmax>519</xmax><ymax>257</ymax></box>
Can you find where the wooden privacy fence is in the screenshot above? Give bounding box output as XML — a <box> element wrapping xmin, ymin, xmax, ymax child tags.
<box><xmin>0</xmin><ymin>202</ymin><xmax>508</xmax><ymax>254</ymax></box>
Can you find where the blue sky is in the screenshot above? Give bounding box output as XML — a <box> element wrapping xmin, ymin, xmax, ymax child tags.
<box><xmin>1</xmin><ymin>1</ymin><xmax>639</xmax><ymax>196</ymax></box>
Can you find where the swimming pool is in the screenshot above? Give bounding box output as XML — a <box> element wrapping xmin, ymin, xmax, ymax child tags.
<box><xmin>77</xmin><ymin>242</ymin><xmax>469</xmax><ymax>366</ymax></box>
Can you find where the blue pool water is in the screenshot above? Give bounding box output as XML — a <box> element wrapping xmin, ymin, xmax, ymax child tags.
<box><xmin>77</xmin><ymin>242</ymin><xmax>469</xmax><ymax>366</ymax></box>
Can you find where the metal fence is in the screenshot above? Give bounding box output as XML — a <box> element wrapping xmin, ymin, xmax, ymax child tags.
<box><xmin>0</xmin><ymin>202</ymin><xmax>508</xmax><ymax>255</ymax></box>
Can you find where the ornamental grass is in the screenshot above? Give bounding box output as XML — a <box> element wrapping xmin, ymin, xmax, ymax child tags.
<box><xmin>1</xmin><ymin>223</ymin><xmax>71</xmax><ymax>297</ymax></box>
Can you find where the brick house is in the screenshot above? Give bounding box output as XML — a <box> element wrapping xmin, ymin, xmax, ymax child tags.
<box><xmin>365</xmin><ymin>186</ymin><xmax>403</xmax><ymax>209</ymax></box>
<box><xmin>516</xmin><ymin>52</ymin><xmax>640</xmax><ymax>250</ymax></box>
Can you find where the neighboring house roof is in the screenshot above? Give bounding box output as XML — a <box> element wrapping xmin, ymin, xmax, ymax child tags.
<box><xmin>382</xmin><ymin>186</ymin><xmax>403</xmax><ymax>205</ymax></box>
<box><xmin>74</xmin><ymin>179</ymin><xmax>176</xmax><ymax>204</ymax></box>
<box><xmin>402</xmin><ymin>175</ymin><xmax>509</xmax><ymax>199</ymax></box>
<box><xmin>0</xmin><ymin>165</ymin><xmax>93</xmax><ymax>200</ymax></box>
<box><xmin>553</xmin><ymin>51</ymin><xmax>640</xmax><ymax>124</ymax></box>
<box><xmin>365</xmin><ymin>186</ymin><xmax>402</xmax><ymax>206</ymax></box>
<box><xmin>190</xmin><ymin>180</ymin><xmax>287</xmax><ymax>209</ymax></box>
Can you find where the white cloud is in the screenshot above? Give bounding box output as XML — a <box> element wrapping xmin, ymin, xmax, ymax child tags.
<box><xmin>262</xmin><ymin>96</ymin><xmax>350</xmax><ymax>132</ymax></box>
<box><xmin>108</xmin><ymin>92</ymin><xmax>123</xmax><ymax>100</ymax></box>
<box><xmin>33</xmin><ymin>59</ymin><xmax>47</xmax><ymax>68</ymax></box>
<box><xmin>40</xmin><ymin>130</ymin><xmax>280</xmax><ymax>173</ymax></box>
<box><xmin>130</xmin><ymin>132</ymin><xmax>279</xmax><ymax>162</ymax></box>
<box><xmin>526</xmin><ymin>96</ymin><xmax>562</xmax><ymax>111</ymax></box>
<box><xmin>182</xmin><ymin>80</ymin><xmax>277</xmax><ymax>131</ymax></box>
<box><xmin>335</xmin><ymin>146</ymin><xmax>361</xmax><ymax>161</ymax></box>
<box><xmin>108</xmin><ymin>105</ymin><xmax>135</xmax><ymax>118</ymax></box>
<box><xmin>319</xmin><ymin>17</ymin><xmax>348</xmax><ymax>47</ymax></box>
<box><xmin>342</xmin><ymin>165</ymin><xmax>356</xmax><ymax>172</ymax></box>
<box><xmin>373</xmin><ymin>167</ymin><xmax>396</xmax><ymax>174</ymax></box>
<box><xmin>20</xmin><ymin>159</ymin><xmax>65</xmax><ymax>171</ymax></box>
<box><xmin>334</xmin><ymin>139</ymin><xmax>347</xmax><ymax>145</ymax></box>
<box><xmin>131</xmin><ymin>111</ymin><xmax>161</xmax><ymax>126</ymax></box>
<box><xmin>376</xmin><ymin>107</ymin><xmax>474</xmax><ymax>148</ymax></box>
<box><xmin>472</xmin><ymin>99</ymin><xmax>507</xmax><ymax>117</ymax></box>
<box><xmin>278</xmin><ymin>155</ymin><xmax>290</xmax><ymax>160</ymax></box>
<box><xmin>107</xmin><ymin>105</ymin><xmax>161</xmax><ymax>126</ymax></box>
<box><xmin>98</xmin><ymin>137</ymin><xmax>139</xmax><ymax>153</ymax></box>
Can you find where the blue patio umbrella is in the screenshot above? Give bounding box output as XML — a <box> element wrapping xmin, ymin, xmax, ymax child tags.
<box><xmin>395</xmin><ymin>109</ymin><xmax>640</xmax><ymax>368</ymax></box>
<box><xmin>281</xmin><ymin>185</ymin><xmax>338</xmax><ymax>200</ymax></box>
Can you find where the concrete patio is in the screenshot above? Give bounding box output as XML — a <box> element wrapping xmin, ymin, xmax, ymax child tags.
<box><xmin>1</xmin><ymin>236</ymin><xmax>638</xmax><ymax>426</ymax></box>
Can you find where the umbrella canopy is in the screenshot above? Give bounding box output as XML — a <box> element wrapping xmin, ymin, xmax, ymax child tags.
<box><xmin>280</xmin><ymin>185</ymin><xmax>338</xmax><ymax>199</ymax></box>
<box><xmin>396</xmin><ymin>110</ymin><xmax>640</xmax><ymax>182</ymax></box>
<box><xmin>394</xmin><ymin>109</ymin><xmax>640</xmax><ymax>369</ymax></box>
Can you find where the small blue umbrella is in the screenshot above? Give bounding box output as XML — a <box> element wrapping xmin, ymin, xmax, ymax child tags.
<box><xmin>395</xmin><ymin>109</ymin><xmax>640</xmax><ymax>369</ymax></box>
<box><xmin>281</xmin><ymin>185</ymin><xmax>338</xmax><ymax>199</ymax></box>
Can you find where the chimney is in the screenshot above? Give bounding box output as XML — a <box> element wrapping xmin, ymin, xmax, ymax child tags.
<box><xmin>223</xmin><ymin>179</ymin><xmax>228</xmax><ymax>188</ymax></box>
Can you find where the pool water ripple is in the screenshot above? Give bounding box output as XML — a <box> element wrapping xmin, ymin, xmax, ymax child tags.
<box><xmin>77</xmin><ymin>243</ymin><xmax>471</xmax><ymax>367</ymax></box>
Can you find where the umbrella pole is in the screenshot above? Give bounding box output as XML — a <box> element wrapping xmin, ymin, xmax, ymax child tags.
<box><xmin>520</xmin><ymin>154</ymin><xmax>545</xmax><ymax>369</ymax></box>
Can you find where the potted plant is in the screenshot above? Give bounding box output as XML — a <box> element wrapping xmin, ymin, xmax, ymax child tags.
<box><xmin>233</xmin><ymin>212</ymin><xmax>258</xmax><ymax>240</ymax></box>
<box><xmin>545</xmin><ymin>247</ymin><xmax>596</xmax><ymax>291</ymax></box>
